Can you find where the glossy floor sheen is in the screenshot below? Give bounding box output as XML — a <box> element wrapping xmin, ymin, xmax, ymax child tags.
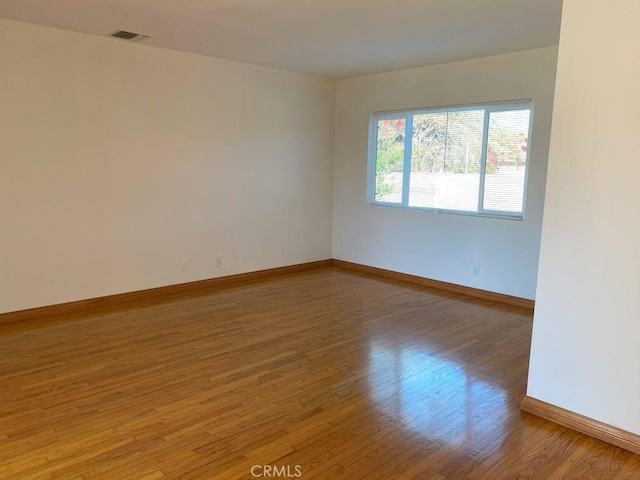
<box><xmin>1</xmin><ymin>268</ymin><xmax>638</xmax><ymax>479</ymax></box>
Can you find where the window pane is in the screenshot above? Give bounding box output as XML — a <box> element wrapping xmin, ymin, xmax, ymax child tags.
<box><xmin>483</xmin><ymin>109</ymin><xmax>530</xmax><ymax>213</ymax></box>
<box><xmin>375</xmin><ymin>118</ymin><xmax>405</xmax><ymax>203</ymax></box>
<box><xmin>409</xmin><ymin>110</ymin><xmax>484</xmax><ymax>212</ymax></box>
<box><xmin>407</xmin><ymin>112</ymin><xmax>445</xmax><ymax>208</ymax></box>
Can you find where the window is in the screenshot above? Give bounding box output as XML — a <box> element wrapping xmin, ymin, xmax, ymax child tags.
<box><xmin>368</xmin><ymin>100</ymin><xmax>533</xmax><ymax>219</ymax></box>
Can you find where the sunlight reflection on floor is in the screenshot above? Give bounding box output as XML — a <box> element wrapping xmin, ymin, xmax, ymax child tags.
<box><xmin>368</xmin><ymin>343</ymin><xmax>507</xmax><ymax>446</ymax></box>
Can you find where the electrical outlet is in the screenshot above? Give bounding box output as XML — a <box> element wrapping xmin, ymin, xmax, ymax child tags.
<box><xmin>215</xmin><ymin>256</ymin><xmax>223</xmax><ymax>267</ymax></box>
<box><xmin>472</xmin><ymin>265</ymin><xmax>480</xmax><ymax>277</ymax></box>
<box><xmin>181</xmin><ymin>258</ymin><xmax>189</xmax><ymax>271</ymax></box>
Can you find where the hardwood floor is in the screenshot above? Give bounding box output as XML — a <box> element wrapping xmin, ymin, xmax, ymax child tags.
<box><xmin>0</xmin><ymin>267</ymin><xmax>638</xmax><ymax>479</ymax></box>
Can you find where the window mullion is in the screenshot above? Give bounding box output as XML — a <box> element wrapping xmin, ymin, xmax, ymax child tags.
<box><xmin>478</xmin><ymin>109</ymin><xmax>491</xmax><ymax>213</ymax></box>
<box><xmin>401</xmin><ymin>115</ymin><xmax>413</xmax><ymax>207</ymax></box>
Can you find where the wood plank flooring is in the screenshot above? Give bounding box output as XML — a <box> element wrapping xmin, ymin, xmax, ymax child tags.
<box><xmin>0</xmin><ymin>267</ymin><xmax>638</xmax><ymax>479</ymax></box>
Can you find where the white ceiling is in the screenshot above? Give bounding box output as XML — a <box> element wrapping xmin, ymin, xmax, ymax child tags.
<box><xmin>0</xmin><ymin>0</ymin><xmax>563</xmax><ymax>78</ymax></box>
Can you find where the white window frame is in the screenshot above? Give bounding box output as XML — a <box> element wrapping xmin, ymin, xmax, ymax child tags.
<box><xmin>367</xmin><ymin>99</ymin><xmax>534</xmax><ymax>220</ymax></box>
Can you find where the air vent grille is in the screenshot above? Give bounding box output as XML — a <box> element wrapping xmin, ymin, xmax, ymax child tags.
<box><xmin>109</xmin><ymin>30</ymin><xmax>150</xmax><ymax>42</ymax></box>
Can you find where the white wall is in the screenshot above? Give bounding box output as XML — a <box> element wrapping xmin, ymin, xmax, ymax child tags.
<box><xmin>0</xmin><ymin>19</ymin><xmax>335</xmax><ymax>314</ymax></box>
<box><xmin>527</xmin><ymin>0</ymin><xmax>640</xmax><ymax>435</ymax></box>
<box><xmin>332</xmin><ymin>48</ymin><xmax>558</xmax><ymax>300</ymax></box>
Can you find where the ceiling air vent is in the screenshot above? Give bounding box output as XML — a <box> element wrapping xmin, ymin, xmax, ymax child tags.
<box><xmin>109</xmin><ymin>30</ymin><xmax>150</xmax><ymax>42</ymax></box>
